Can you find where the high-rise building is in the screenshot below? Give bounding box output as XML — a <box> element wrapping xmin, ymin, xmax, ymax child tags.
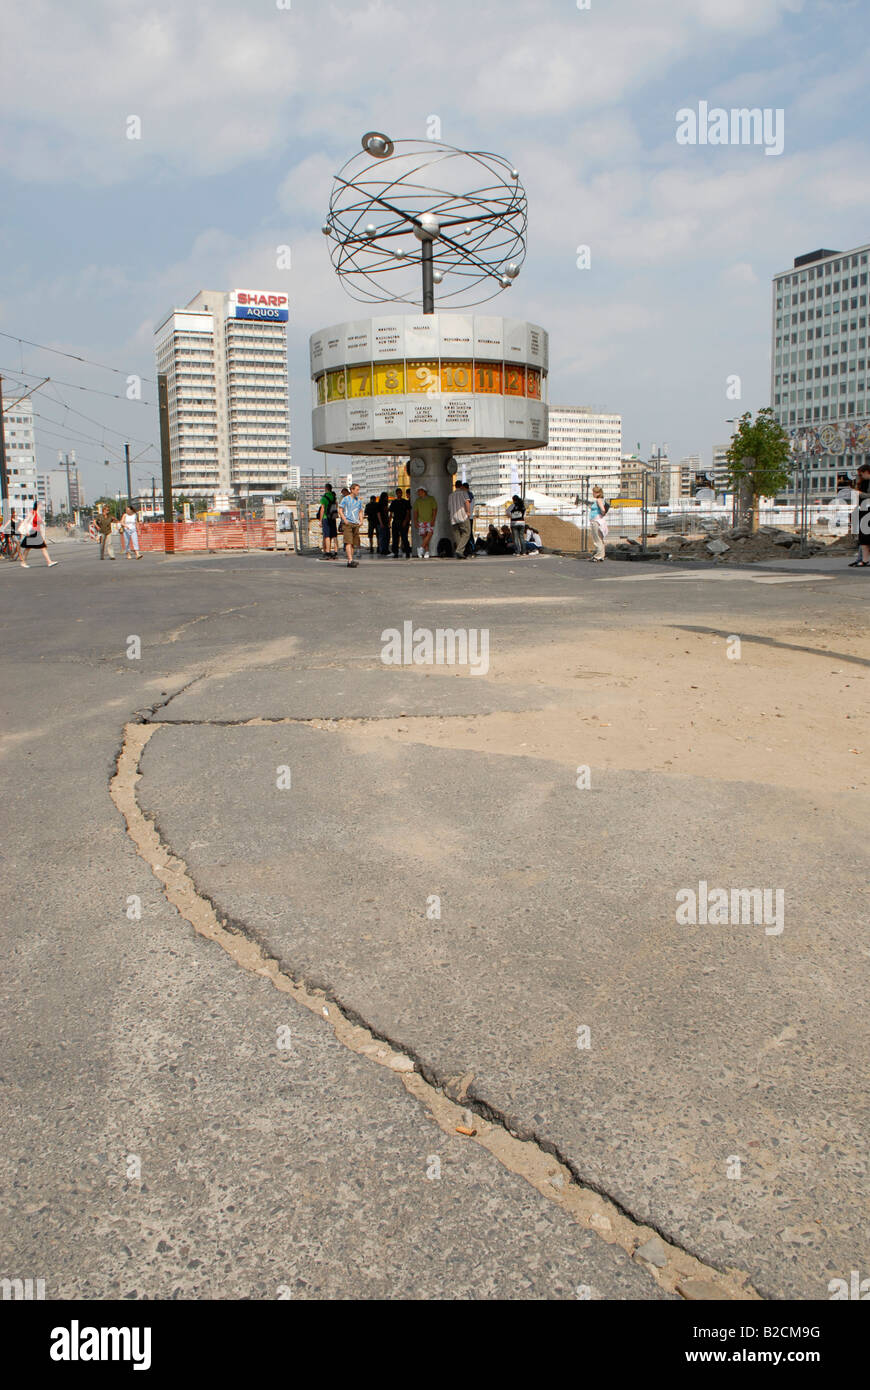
<box><xmin>2</xmin><ymin>398</ymin><xmax>38</xmax><ymax>513</ymax></box>
<box><xmin>771</xmin><ymin>243</ymin><xmax>870</xmax><ymax>500</ymax></box>
<box><xmin>711</xmin><ymin>444</ymin><xmax>730</xmax><ymax>495</ymax></box>
<box><xmin>154</xmin><ymin>289</ymin><xmax>292</xmax><ymax>502</ymax></box>
<box><xmin>465</xmin><ymin>406</ymin><xmax>622</xmax><ymax>501</ymax></box>
<box><xmin>37</xmin><ymin>466</ymin><xmax>84</xmax><ymax>515</ymax></box>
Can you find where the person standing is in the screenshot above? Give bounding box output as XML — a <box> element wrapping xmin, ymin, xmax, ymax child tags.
<box><xmin>120</xmin><ymin>502</ymin><xmax>143</xmax><ymax>559</ymax></box>
<box><xmin>375</xmin><ymin>491</ymin><xmax>391</xmax><ymax>555</ymax></box>
<box><xmin>849</xmin><ymin>462</ymin><xmax>870</xmax><ymax>567</ymax></box>
<box><xmin>339</xmin><ymin>482</ymin><xmax>364</xmax><ymax>568</ymax></box>
<box><xmin>509</xmin><ymin>495</ymin><xmax>526</xmax><ymax>555</ymax></box>
<box><xmin>589</xmin><ymin>486</ymin><xmax>609</xmax><ymax>562</ymax></box>
<box><xmin>448</xmin><ymin>479</ymin><xmax>472</xmax><ymax>559</ymax></box>
<box><xmin>462</xmin><ymin>480</ymin><xmax>476</xmax><ymax>556</ymax></box>
<box><xmin>317</xmin><ymin>486</ymin><xmax>337</xmax><ymax>558</ymax></box>
<box><xmin>364</xmin><ymin>494</ymin><xmax>379</xmax><ymax>553</ymax></box>
<box><xmin>389</xmin><ymin>487</ymin><xmax>412</xmax><ymax>558</ymax></box>
<box><xmin>413</xmin><ymin>487</ymin><xmax>437</xmax><ymax>559</ymax></box>
<box><xmin>96</xmin><ymin>504</ymin><xmax>116</xmax><ymax>560</ymax></box>
<box><xmin>19</xmin><ymin>504</ymin><xmax>58</xmax><ymax>569</ymax></box>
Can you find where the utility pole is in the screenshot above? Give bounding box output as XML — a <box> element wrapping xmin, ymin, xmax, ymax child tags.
<box><xmin>0</xmin><ymin>376</ymin><xmax>8</xmax><ymax>504</ymax></box>
<box><xmin>59</xmin><ymin>449</ymin><xmax>75</xmax><ymax>516</ymax></box>
<box><xmin>152</xmin><ymin>475</ymin><xmax>157</xmax><ymax>515</ymax></box>
<box><xmin>125</xmin><ymin>442</ymin><xmax>132</xmax><ymax>508</ymax></box>
<box><xmin>158</xmin><ymin>373</ymin><xmax>175</xmax><ymax>551</ymax></box>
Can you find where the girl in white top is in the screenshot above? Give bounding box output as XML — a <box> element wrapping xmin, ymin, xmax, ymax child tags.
<box><xmin>120</xmin><ymin>505</ymin><xmax>143</xmax><ymax>558</ymax></box>
<box><xmin>19</xmin><ymin>505</ymin><xmax>58</xmax><ymax>569</ymax></box>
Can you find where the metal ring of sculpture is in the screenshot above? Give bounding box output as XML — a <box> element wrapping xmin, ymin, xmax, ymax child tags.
<box><xmin>321</xmin><ymin>136</ymin><xmax>527</xmax><ymax>309</ymax></box>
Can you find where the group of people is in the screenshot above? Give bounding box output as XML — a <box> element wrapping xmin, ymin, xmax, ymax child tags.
<box><xmin>93</xmin><ymin>503</ymin><xmax>143</xmax><ymax>559</ymax></box>
<box><xmin>316</xmin><ymin>480</ymin><xmax>545</xmax><ymax>569</ymax></box>
<box><xmin>1</xmin><ymin>505</ymin><xmax>58</xmax><ymax>568</ymax></box>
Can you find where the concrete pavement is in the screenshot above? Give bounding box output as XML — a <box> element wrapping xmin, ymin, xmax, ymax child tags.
<box><xmin>1</xmin><ymin>541</ymin><xmax>866</xmax><ymax>1299</ymax></box>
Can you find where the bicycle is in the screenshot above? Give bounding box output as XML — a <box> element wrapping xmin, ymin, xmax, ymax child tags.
<box><xmin>1</xmin><ymin>531</ymin><xmax>21</xmax><ymax>561</ymax></box>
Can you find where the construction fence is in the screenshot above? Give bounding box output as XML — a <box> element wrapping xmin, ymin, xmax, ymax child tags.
<box><xmin>135</xmin><ymin>519</ymin><xmax>292</xmax><ymax>553</ymax></box>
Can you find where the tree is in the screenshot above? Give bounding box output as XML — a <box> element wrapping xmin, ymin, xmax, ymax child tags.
<box><xmin>726</xmin><ymin>409</ymin><xmax>791</xmax><ymax>529</ymax></box>
<box><xmin>279</xmin><ymin>487</ymin><xmax>297</xmax><ymax>501</ymax></box>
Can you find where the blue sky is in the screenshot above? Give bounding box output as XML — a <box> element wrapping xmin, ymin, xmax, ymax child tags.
<box><xmin>2</xmin><ymin>0</ymin><xmax>869</xmax><ymax>498</ymax></box>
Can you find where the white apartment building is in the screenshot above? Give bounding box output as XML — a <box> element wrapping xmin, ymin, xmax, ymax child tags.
<box><xmin>772</xmin><ymin>243</ymin><xmax>870</xmax><ymax>499</ymax></box>
<box><xmin>37</xmin><ymin>467</ymin><xmax>84</xmax><ymax>515</ymax></box>
<box><xmin>465</xmin><ymin>406</ymin><xmax>622</xmax><ymax>502</ymax></box>
<box><xmin>2</xmin><ymin>398</ymin><xmax>39</xmax><ymax>514</ymax></box>
<box><xmin>711</xmin><ymin>445</ymin><xmax>730</xmax><ymax>495</ymax></box>
<box><xmin>154</xmin><ymin>289</ymin><xmax>292</xmax><ymax>501</ymax></box>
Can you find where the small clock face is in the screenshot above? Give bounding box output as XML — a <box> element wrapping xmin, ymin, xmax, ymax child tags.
<box><xmin>409</xmin><ymin>457</ymin><xmax>426</xmax><ymax>477</ymax></box>
<box><xmin>446</xmin><ymin>457</ymin><xmax>458</xmax><ymax>475</ymax></box>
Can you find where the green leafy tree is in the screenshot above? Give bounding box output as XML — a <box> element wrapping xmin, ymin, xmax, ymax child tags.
<box><xmin>279</xmin><ymin>487</ymin><xmax>297</xmax><ymax>501</ymax></box>
<box><xmin>726</xmin><ymin>408</ymin><xmax>791</xmax><ymax>528</ymax></box>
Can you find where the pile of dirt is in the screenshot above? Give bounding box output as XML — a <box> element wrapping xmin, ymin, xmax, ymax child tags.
<box><xmin>533</xmin><ymin>514</ymin><xmax>586</xmax><ymax>552</ymax></box>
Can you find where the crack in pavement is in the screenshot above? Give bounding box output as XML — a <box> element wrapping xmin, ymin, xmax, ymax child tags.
<box><xmin>110</xmin><ymin>716</ymin><xmax>760</xmax><ymax>1303</ymax></box>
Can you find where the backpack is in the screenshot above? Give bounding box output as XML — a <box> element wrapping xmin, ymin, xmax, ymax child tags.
<box><xmin>436</xmin><ymin>536</ymin><xmax>453</xmax><ymax>558</ymax></box>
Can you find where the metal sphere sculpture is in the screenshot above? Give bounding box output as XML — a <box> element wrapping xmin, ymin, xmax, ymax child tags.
<box><xmin>321</xmin><ymin>132</ymin><xmax>527</xmax><ymax>310</ymax></box>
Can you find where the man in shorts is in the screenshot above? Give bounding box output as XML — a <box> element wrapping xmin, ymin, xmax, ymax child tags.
<box><xmin>413</xmin><ymin>487</ymin><xmax>437</xmax><ymax>559</ymax></box>
<box><xmin>339</xmin><ymin>482</ymin><xmax>364</xmax><ymax>568</ymax></box>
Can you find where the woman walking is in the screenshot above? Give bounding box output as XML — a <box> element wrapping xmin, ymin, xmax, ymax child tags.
<box><xmin>119</xmin><ymin>503</ymin><xmax>143</xmax><ymax>558</ymax></box>
<box><xmin>509</xmin><ymin>495</ymin><xmax>526</xmax><ymax>555</ymax></box>
<box><xmin>589</xmin><ymin>486</ymin><xmax>609</xmax><ymax>562</ymax></box>
<box><xmin>19</xmin><ymin>504</ymin><xmax>58</xmax><ymax>569</ymax></box>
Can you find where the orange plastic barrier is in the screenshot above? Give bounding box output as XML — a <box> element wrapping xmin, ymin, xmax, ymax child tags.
<box><xmin>138</xmin><ymin>521</ymin><xmax>276</xmax><ymax>552</ymax></box>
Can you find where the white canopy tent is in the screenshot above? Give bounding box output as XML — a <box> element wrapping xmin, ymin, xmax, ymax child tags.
<box><xmin>476</xmin><ymin>488</ymin><xmax>571</xmax><ymax>514</ymax></box>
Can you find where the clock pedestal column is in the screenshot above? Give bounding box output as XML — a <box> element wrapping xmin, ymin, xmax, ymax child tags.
<box><xmin>409</xmin><ymin>445</ymin><xmax>455</xmax><ymax>555</ymax></box>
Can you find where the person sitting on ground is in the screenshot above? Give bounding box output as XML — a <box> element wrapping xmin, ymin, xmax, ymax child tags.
<box><xmin>499</xmin><ymin>525</ymin><xmax>514</xmax><ymax>553</ymax></box>
<box><xmin>525</xmin><ymin>525</ymin><xmax>543</xmax><ymax>553</ymax></box>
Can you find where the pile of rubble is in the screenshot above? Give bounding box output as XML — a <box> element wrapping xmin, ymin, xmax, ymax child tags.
<box><xmin>606</xmin><ymin>525</ymin><xmax>854</xmax><ymax>564</ymax></box>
